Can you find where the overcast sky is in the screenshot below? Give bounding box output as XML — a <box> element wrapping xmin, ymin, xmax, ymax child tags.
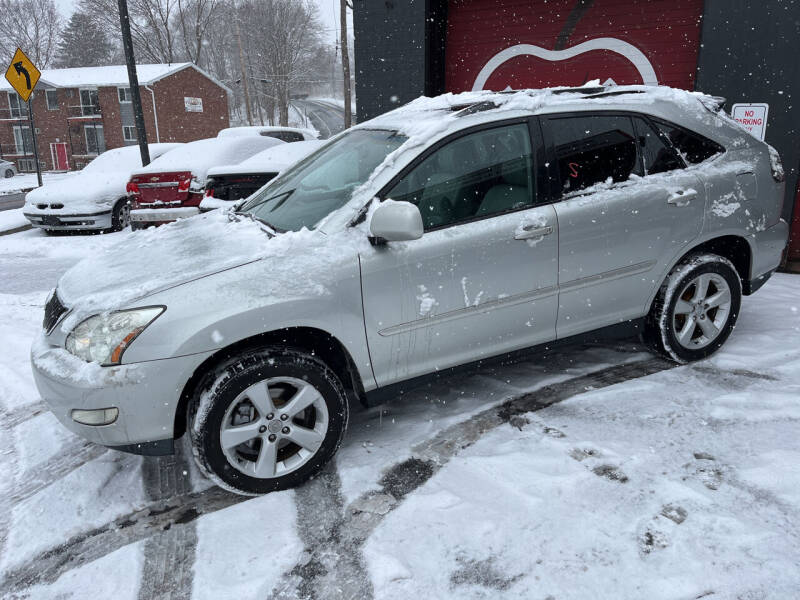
<box><xmin>53</xmin><ymin>0</ymin><xmax>346</xmax><ymax>43</ymax></box>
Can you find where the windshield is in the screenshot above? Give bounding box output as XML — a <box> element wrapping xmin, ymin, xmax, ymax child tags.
<box><xmin>238</xmin><ymin>128</ymin><xmax>406</xmax><ymax>231</ymax></box>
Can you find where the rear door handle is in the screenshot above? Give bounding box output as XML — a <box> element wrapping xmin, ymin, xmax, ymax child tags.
<box><xmin>515</xmin><ymin>225</ymin><xmax>553</xmax><ymax>241</ymax></box>
<box><xmin>667</xmin><ymin>189</ymin><xmax>698</xmax><ymax>207</ymax></box>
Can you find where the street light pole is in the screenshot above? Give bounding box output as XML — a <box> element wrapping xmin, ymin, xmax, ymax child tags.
<box><xmin>117</xmin><ymin>0</ymin><xmax>150</xmax><ymax>166</ymax></box>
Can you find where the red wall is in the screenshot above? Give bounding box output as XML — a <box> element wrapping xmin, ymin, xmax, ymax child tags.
<box><xmin>446</xmin><ymin>0</ymin><xmax>704</xmax><ymax>93</ymax></box>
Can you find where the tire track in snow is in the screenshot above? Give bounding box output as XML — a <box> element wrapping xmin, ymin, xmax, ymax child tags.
<box><xmin>137</xmin><ymin>437</ymin><xmax>198</xmax><ymax>600</ymax></box>
<box><xmin>1</xmin><ymin>355</ymin><xmax>675</xmax><ymax>597</ymax></box>
<box><xmin>266</xmin><ymin>356</ymin><xmax>675</xmax><ymax>598</ymax></box>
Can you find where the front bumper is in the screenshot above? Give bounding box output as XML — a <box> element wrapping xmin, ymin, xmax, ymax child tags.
<box><xmin>31</xmin><ymin>336</ymin><xmax>214</xmax><ymax>452</ymax></box>
<box><xmin>130</xmin><ymin>207</ymin><xmax>199</xmax><ymax>224</ymax></box>
<box><xmin>24</xmin><ymin>209</ymin><xmax>112</xmax><ymax>231</ymax></box>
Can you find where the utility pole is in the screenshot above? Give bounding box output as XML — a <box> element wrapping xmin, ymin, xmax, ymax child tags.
<box><xmin>26</xmin><ymin>98</ymin><xmax>42</xmax><ymax>186</ymax></box>
<box><xmin>235</xmin><ymin>17</ymin><xmax>253</xmax><ymax>125</ymax></box>
<box><xmin>340</xmin><ymin>0</ymin><xmax>352</xmax><ymax>129</ymax></box>
<box><xmin>117</xmin><ymin>0</ymin><xmax>150</xmax><ymax>166</ymax></box>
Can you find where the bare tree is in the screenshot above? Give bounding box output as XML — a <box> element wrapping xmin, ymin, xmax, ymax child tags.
<box><xmin>0</xmin><ymin>0</ymin><xmax>62</xmax><ymax>67</ymax></box>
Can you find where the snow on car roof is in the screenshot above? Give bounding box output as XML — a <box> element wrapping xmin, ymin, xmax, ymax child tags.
<box><xmin>207</xmin><ymin>140</ymin><xmax>326</xmax><ymax>177</ymax></box>
<box><xmin>217</xmin><ymin>126</ymin><xmax>318</xmax><ymax>140</ymax></box>
<box><xmin>131</xmin><ymin>136</ymin><xmax>285</xmax><ymax>179</ymax></box>
<box><xmin>81</xmin><ymin>143</ymin><xmax>184</xmax><ymax>173</ymax></box>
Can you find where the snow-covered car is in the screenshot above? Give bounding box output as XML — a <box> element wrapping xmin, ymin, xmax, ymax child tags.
<box><xmin>1</xmin><ymin>159</ymin><xmax>17</xmax><ymax>178</ymax></box>
<box><xmin>127</xmin><ymin>136</ymin><xmax>282</xmax><ymax>228</ymax></box>
<box><xmin>22</xmin><ymin>144</ymin><xmax>182</xmax><ymax>233</ymax></box>
<box><xmin>32</xmin><ymin>85</ymin><xmax>788</xmax><ymax>495</ymax></box>
<box><xmin>216</xmin><ymin>125</ymin><xmax>318</xmax><ymax>142</ymax></box>
<box><xmin>201</xmin><ymin>140</ymin><xmax>326</xmax><ymax>210</ymax></box>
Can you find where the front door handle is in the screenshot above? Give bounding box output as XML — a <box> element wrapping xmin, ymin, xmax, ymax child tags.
<box><xmin>515</xmin><ymin>225</ymin><xmax>553</xmax><ymax>241</ymax></box>
<box><xmin>667</xmin><ymin>189</ymin><xmax>698</xmax><ymax>207</ymax></box>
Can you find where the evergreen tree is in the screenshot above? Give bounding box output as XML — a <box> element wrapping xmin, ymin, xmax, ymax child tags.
<box><xmin>56</xmin><ymin>10</ymin><xmax>116</xmax><ymax>68</ymax></box>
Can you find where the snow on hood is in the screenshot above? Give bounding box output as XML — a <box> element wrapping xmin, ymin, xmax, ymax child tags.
<box><xmin>55</xmin><ymin>210</ymin><xmax>372</xmax><ymax>332</ymax></box>
<box><xmin>24</xmin><ymin>144</ymin><xmax>182</xmax><ymax>212</ymax></box>
<box><xmin>131</xmin><ymin>137</ymin><xmax>283</xmax><ymax>181</ymax></box>
<box><xmin>207</xmin><ymin>140</ymin><xmax>325</xmax><ymax>177</ymax></box>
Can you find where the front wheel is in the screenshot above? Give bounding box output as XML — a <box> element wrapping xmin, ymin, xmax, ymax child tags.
<box><xmin>645</xmin><ymin>253</ymin><xmax>742</xmax><ymax>363</ymax></box>
<box><xmin>189</xmin><ymin>348</ymin><xmax>349</xmax><ymax>495</ymax></box>
<box><xmin>4</xmin><ymin>169</ymin><xmax>13</xmax><ymax>178</ymax></box>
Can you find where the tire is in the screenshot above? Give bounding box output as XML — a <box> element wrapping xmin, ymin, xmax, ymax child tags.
<box><xmin>645</xmin><ymin>253</ymin><xmax>742</xmax><ymax>363</ymax></box>
<box><xmin>4</xmin><ymin>169</ymin><xmax>13</xmax><ymax>178</ymax></box>
<box><xmin>110</xmin><ymin>198</ymin><xmax>131</xmax><ymax>232</ymax></box>
<box><xmin>189</xmin><ymin>348</ymin><xmax>349</xmax><ymax>495</ymax></box>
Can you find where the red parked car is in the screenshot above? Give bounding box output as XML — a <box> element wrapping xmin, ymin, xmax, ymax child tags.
<box><xmin>127</xmin><ymin>136</ymin><xmax>283</xmax><ymax>228</ymax></box>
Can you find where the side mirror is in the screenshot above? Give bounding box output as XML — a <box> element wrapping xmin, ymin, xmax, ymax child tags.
<box><xmin>369</xmin><ymin>200</ymin><xmax>423</xmax><ymax>242</ymax></box>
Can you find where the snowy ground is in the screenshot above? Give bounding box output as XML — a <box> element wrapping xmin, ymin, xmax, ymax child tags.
<box><xmin>0</xmin><ymin>225</ymin><xmax>798</xmax><ymax>599</ymax></box>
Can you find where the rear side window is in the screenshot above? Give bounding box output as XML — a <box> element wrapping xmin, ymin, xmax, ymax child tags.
<box><xmin>633</xmin><ymin>116</ymin><xmax>684</xmax><ymax>175</ymax></box>
<box><xmin>652</xmin><ymin>119</ymin><xmax>724</xmax><ymax>164</ymax></box>
<box><xmin>546</xmin><ymin>115</ymin><xmax>641</xmax><ymax>195</ymax></box>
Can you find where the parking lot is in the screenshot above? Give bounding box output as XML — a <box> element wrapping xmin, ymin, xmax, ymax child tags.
<box><xmin>0</xmin><ymin>224</ymin><xmax>798</xmax><ymax>599</ymax></box>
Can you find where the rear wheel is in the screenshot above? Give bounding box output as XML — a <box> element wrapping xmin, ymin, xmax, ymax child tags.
<box><xmin>110</xmin><ymin>199</ymin><xmax>130</xmax><ymax>232</ymax></box>
<box><xmin>646</xmin><ymin>253</ymin><xmax>741</xmax><ymax>363</ymax></box>
<box><xmin>189</xmin><ymin>348</ymin><xmax>349</xmax><ymax>495</ymax></box>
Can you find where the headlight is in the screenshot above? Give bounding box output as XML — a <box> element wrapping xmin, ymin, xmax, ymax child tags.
<box><xmin>65</xmin><ymin>307</ymin><xmax>164</xmax><ymax>365</ymax></box>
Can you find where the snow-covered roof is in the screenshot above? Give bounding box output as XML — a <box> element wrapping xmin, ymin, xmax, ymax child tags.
<box><xmin>0</xmin><ymin>63</ymin><xmax>230</xmax><ymax>93</ymax></box>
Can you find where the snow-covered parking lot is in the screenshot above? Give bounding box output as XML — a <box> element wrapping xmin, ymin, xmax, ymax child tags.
<box><xmin>1</xmin><ymin>226</ymin><xmax>799</xmax><ymax>600</ymax></box>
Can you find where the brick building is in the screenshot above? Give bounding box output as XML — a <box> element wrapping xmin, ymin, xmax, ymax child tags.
<box><xmin>0</xmin><ymin>63</ymin><xmax>230</xmax><ymax>172</ymax></box>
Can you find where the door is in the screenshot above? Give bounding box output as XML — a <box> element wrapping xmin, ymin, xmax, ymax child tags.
<box><xmin>359</xmin><ymin>121</ymin><xmax>559</xmax><ymax>387</ymax></box>
<box><xmin>50</xmin><ymin>143</ymin><xmax>69</xmax><ymax>170</ymax></box>
<box><xmin>541</xmin><ymin>113</ymin><xmax>706</xmax><ymax>338</ymax></box>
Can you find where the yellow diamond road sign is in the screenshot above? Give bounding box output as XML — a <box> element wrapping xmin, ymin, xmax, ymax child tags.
<box><xmin>5</xmin><ymin>47</ymin><xmax>41</xmax><ymax>102</ymax></box>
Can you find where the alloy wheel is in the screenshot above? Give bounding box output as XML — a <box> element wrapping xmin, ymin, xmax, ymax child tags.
<box><xmin>671</xmin><ymin>273</ymin><xmax>732</xmax><ymax>350</ymax></box>
<box><xmin>219</xmin><ymin>377</ymin><xmax>329</xmax><ymax>479</ymax></box>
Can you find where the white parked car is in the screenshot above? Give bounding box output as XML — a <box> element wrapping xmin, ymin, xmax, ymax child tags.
<box><xmin>23</xmin><ymin>144</ymin><xmax>182</xmax><ymax>233</ymax></box>
<box><xmin>216</xmin><ymin>126</ymin><xmax>318</xmax><ymax>142</ymax></box>
<box><xmin>128</xmin><ymin>136</ymin><xmax>283</xmax><ymax>228</ymax></box>
<box><xmin>1</xmin><ymin>159</ymin><xmax>17</xmax><ymax>178</ymax></box>
<box><xmin>201</xmin><ymin>140</ymin><xmax>326</xmax><ymax>210</ymax></box>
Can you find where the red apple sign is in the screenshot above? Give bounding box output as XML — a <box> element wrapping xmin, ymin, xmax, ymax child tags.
<box><xmin>472</xmin><ymin>38</ymin><xmax>659</xmax><ymax>91</ymax></box>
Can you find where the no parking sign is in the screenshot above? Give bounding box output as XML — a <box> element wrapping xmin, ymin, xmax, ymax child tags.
<box><xmin>731</xmin><ymin>103</ymin><xmax>769</xmax><ymax>141</ymax></box>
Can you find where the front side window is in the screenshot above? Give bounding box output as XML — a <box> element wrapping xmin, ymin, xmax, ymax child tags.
<box><xmin>547</xmin><ymin>115</ymin><xmax>641</xmax><ymax>196</ymax></box>
<box><xmin>85</xmin><ymin>124</ymin><xmax>106</xmax><ymax>155</ymax></box>
<box><xmin>46</xmin><ymin>89</ymin><xmax>59</xmax><ymax>111</ymax></box>
<box><xmin>240</xmin><ymin>128</ymin><xmax>406</xmax><ymax>232</ymax></box>
<box><xmin>80</xmin><ymin>89</ymin><xmax>100</xmax><ymax>116</ymax></box>
<box><xmin>384</xmin><ymin>123</ymin><xmax>534</xmax><ymax>230</ymax></box>
<box><xmin>633</xmin><ymin>116</ymin><xmax>684</xmax><ymax>175</ymax></box>
<box><xmin>8</xmin><ymin>93</ymin><xmax>26</xmax><ymax>118</ymax></box>
<box><xmin>653</xmin><ymin>119</ymin><xmax>724</xmax><ymax>164</ymax></box>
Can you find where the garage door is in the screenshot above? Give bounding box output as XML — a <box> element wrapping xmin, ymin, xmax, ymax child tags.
<box><xmin>446</xmin><ymin>0</ymin><xmax>704</xmax><ymax>93</ymax></box>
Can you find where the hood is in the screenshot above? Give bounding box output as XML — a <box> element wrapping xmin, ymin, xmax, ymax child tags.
<box><xmin>25</xmin><ymin>171</ymin><xmax>125</xmax><ymax>211</ymax></box>
<box><xmin>57</xmin><ymin>211</ymin><xmax>278</xmax><ymax>330</ymax></box>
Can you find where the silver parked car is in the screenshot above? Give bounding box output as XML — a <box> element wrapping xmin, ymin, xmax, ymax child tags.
<box><xmin>32</xmin><ymin>86</ymin><xmax>788</xmax><ymax>495</ymax></box>
<box><xmin>1</xmin><ymin>158</ymin><xmax>17</xmax><ymax>178</ymax></box>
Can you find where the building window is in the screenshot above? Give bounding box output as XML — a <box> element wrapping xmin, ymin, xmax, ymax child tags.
<box><xmin>12</xmin><ymin>125</ymin><xmax>33</xmax><ymax>154</ymax></box>
<box><xmin>118</xmin><ymin>87</ymin><xmax>132</xmax><ymax>103</ymax></box>
<box><xmin>46</xmin><ymin>89</ymin><xmax>59</xmax><ymax>111</ymax></box>
<box><xmin>122</xmin><ymin>125</ymin><xmax>136</xmax><ymax>141</ymax></box>
<box><xmin>18</xmin><ymin>158</ymin><xmax>37</xmax><ymax>172</ymax></box>
<box><xmin>7</xmin><ymin>92</ymin><xmax>27</xmax><ymax>118</ymax></box>
<box><xmin>79</xmin><ymin>89</ymin><xmax>100</xmax><ymax>116</ymax></box>
<box><xmin>84</xmin><ymin>124</ymin><xmax>106</xmax><ymax>155</ymax></box>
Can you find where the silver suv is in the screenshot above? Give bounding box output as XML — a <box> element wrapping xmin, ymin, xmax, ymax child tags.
<box><xmin>32</xmin><ymin>86</ymin><xmax>789</xmax><ymax>495</ymax></box>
